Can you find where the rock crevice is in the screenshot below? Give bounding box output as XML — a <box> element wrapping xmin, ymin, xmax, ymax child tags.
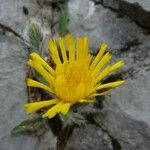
<box><xmin>93</xmin><ymin>0</ymin><xmax>150</xmax><ymax>29</ymax></box>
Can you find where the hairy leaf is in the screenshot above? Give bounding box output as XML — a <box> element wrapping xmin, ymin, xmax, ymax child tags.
<box><xmin>60</xmin><ymin>111</ymin><xmax>86</xmax><ymax>128</ymax></box>
<box><xmin>58</xmin><ymin>4</ymin><xmax>69</xmax><ymax>36</ymax></box>
<box><xmin>11</xmin><ymin>115</ymin><xmax>45</xmax><ymax>135</ymax></box>
<box><xmin>28</xmin><ymin>23</ymin><xmax>43</xmax><ymax>52</ymax></box>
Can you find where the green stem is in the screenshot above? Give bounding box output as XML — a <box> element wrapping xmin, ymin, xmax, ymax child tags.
<box><xmin>56</xmin><ymin>126</ymin><xmax>73</xmax><ymax>150</ymax></box>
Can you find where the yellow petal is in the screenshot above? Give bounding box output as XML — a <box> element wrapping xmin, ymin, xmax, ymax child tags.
<box><xmin>65</xmin><ymin>34</ymin><xmax>75</xmax><ymax>61</ymax></box>
<box><xmin>60</xmin><ymin>103</ymin><xmax>71</xmax><ymax>115</ymax></box>
<box><xmin>90</xmin><ymin>43</ymin><xmax>107</xmax><ymax>69</ymax></box>
<box><xmin>79</xmin><ymin>99</ymin><xmax>95</xmax><ymax>103</ymax></box>
<box><xmin>76</xmin><ymin>83</ymin><xmax>85</xmax><ymax>99</ymax></box>
<box><xmin>76</xmin><ymin>37</ymin><xmax>84</xmax><ymax>61</ymax></box>
<box><xmin>27</xmin><ymin>78</ymin><xmax>54</xmax><ymax>93</ymax></box>
<box><xmin>43</xmin><ymin>102</ymin><xmax>63</xmax><ymax>118</ymax></box>
<box><xmin>92</xmin><ymin>52</ymin><xmax>112</xmax><ymax>76</ymax></box>
<box><xmin>94</xmin><ymin>66</ymin><xmax>111</xmax><ymax>84</ymax></box>
<box><xmin>24</xmin><ymin>99</ymin><xmax>58</xmax><ymax>114</ymax></box>
<box><xmin>32</xmin><ymin>59</ymin><xmax>54</xmax><ymax>85</ymax></box>
<box><xmin>83</xmin><ymin>37</ymin><xmax>91</xmax><ymax>65</ymax></box>
<box><xmin>90</xmin><ymin>91</ymin><xmax>108</xmax><ymax>97</ymax></box>
<box><xmin>94</xmin><ymin>80</ymin><xmax>125</xmax><ymax>91</ymax></box>
<box><xmin>94</xmin><ymin>60</ymin><xmax>124</xmax><ymax>84</ymax></box>
<box><xmin>30</xmin><ymin>52</ymin><xmax>55</xmax><ymax>76</ymax></box>
<box><xmin>109</xmin><ymin>60</ymin><xmax>124</xmax><ymax>72</ymax></box>
<box><xmin>27</xmin><ymin>59</ymin><xmax>33</xmax><ymax>67</ymax></box>
<box><xmin>83</xmin><ymin>37</ymin><xmax>89</xmax><ymax>55</ymax></box>
<box><xmin>48</xmin><ymin>39</ymin><xmax>62</xmax><ymax>66</ymax></box>
<box><xmin>59</xmin><ymin>38</ymin><xmax>68</xmax><ymax>62</ymax></box>
<box><xmin>76</xmin><ymin>37</ymin><xmax>90</xmax><ymax>65</ymax></box>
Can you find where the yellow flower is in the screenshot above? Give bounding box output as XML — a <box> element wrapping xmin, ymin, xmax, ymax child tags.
<box><xmin>24</xmin><ymin>34</ymin><xmax>125</xmax><ymax>119</ymax></box>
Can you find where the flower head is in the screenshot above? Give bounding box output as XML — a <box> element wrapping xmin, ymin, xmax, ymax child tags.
<box><xmin>25</xmin><ymin>34</ymin><xmax>124</xmax><ymax>118</ymax></box>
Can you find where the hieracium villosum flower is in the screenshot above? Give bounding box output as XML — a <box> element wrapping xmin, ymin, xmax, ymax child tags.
<box><xmin>24</xmin><ymin>34</ymin><xmax>125</xmax><ymax>119</ymax></box>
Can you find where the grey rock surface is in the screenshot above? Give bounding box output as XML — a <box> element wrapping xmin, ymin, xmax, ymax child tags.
<box><xmin>93</xmin><ymin>0</ymin><xmax>150</xmax><ymax>28</ymax></box>
<box><xmin>68</xmin><ymin>0</ymin><xmax>145</xmax><ymax>52</ymax></box>
<box><xmin>94</xmin><ymin>107</ymin><xmax>150</xmax><ymax>150</ymax></box>
<box><xmin>98</xmin><ymin>0</ymin><xmax>120</xmax><ymax>9</ymax></box>
<box><xmin>0</xmin><ymin>0</ymin><xmax>35</xmax><ymax>33</ymax></box>
<box><xmin>0</xmin><ymin>34</ymin><xmax>36</xmax><ymax>150</ymax></box>
<box><xmin>66</xmin><ymin>124</ymin><xmax>113</xmax><ymax>150</ymax></box>
<box><xmin>106</xmin><ymin>75</ymin><xmax>150</xmax><ymax>126</ymax></box>
<box><xmin>122</xmin><ymin>0</ymin><xmax>150</xmax><ymax>11</ymax></box>
<box><xmin>0</xmin><ymin>0</ymin><xmax>52</xmax><ymax>37</ymax></box>
<box><xmin>120</xmin><ymin>0</ymin><xmax>150</xmax><ymax>28</ymax></box>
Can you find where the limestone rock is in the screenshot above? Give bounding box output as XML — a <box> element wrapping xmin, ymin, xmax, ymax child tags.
<box><xmin>93</xmin><ymin>0</ymin><xmax>150</xmax><ymax>28</ymax></box>
<box><xmin>0</xmin><ymin>33</ymin><xmax>35</xmax><ymax>150</ymax></box>
<box><xmin>66</xmin><ymin>124</ymin><xmax>113</xmax><ymax>150</ymax></box>
<box><xmin>68</xmin><ymin>0</ymin><xmax>144</xmax><ymax>52</ymax></box>
<box><xmin>0</xmin><ymin>0</ymin><xmax>52</xmax><ymax>38</ymax></box>
<box><xmin>0</xmin><ymin>0</ymin><xmax>35</xmax><ymax>33</ymax></box>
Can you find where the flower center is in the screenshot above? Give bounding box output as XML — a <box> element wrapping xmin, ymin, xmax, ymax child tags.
<box><xmin>54</xmin><ymin>61</ymin><xmax>93</xmax><ymax>103</ymax></box>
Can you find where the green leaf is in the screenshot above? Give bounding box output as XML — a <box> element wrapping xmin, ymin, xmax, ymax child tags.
<box><xmin>11</xmin><ymin>115</ymin><xmax>45</xmax><ymax>135</ymax></box>
<box><xmin>58</xmin><ymin>4</ymin><xmax>69</xmax><ymax>36</ymax></box>
<box><xmin>60</xmin><ymin>111</ymin><xmax>86</xmax><ymax>128</ymax></box>
<box><xmin>28</xmin><ymin>23</ymin><xmax>43</xmax><ymax>53</ymax></box>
